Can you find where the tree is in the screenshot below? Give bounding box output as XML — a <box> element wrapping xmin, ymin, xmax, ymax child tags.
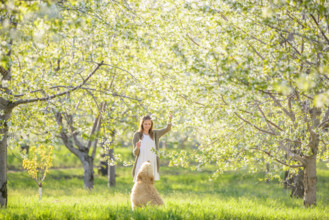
<box><xmin>22</xmin><ymin>145</ymin><xmax>54</xmax><ymax>202</ymax></box>
<box><xmin>153</xmin><ymin>0</ymin><xmax>329</xmax><ymax>207</ymax></box>
<box><xmin>0</xmin><ymin>0</ymin><xmax>109</xmax><ymax>207</ymax></box>
<box><xmin>4</xmin><ymin>0</ymin><xmax>327</xmax><ymax>209</ymax></box>
<box><xmin>1</xmin><ymin>0</ymin><xmax>161</xmax><ymax>206</ymax></box>
<box><xmin>107</xmin><ymin>130</ymin><xmax>116</xmax><ymax>187</ymax></box>
<box><xmin>54</xmin><ymin>102</ymin><xmax>106</xmax><ymax>189</ymax></box>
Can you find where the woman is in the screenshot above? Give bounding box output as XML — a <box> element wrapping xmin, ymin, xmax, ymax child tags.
<box><xmin>132</xmin><ymin>115</ymin><xmax>172</xmax><ymax>182</ymax></box>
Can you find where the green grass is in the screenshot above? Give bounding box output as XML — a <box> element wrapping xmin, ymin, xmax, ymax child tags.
<box><xmin>1</xmin><ymin>164</ymin><xmax>329</xmax><ymax>220</ymax></box>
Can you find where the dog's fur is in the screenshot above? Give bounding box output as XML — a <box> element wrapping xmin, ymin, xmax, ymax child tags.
<box><xmin>131</xmin><ymin>161</ymin><xmax>164</xmax><ymax>210</ymax></box>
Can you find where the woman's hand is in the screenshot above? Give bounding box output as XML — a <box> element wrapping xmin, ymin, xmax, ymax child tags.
<box><xmin>169</xmin><ymin>114</ymin><xmax>173</xmax><ymax>122</ymax></box>
<box><xmin>137</xmin><ymin>140</ymin><xmax>142</xmax><ymax>148</ymax></box>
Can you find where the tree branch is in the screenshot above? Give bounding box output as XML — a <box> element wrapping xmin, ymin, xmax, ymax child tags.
<box><xmin>54</xmin><ymin>112</ymin><xmax>80</xmax><ymax>157</ymax></box>
<box><xmin>279</xmin><ymin>141</ymin><xmax>307</xmax><ymax>165</ymax></box>
<box><xmin>320</xmin><ymin>106</ymin><xmax>329</xmax><ymax>128</ymax></box>
<box><xmin>84</xmin><ymin>88</ymin><xmax>100</xmax><ymax>111</ymax></box>
<box><xmin>11</xmin><ymin>61</ymin><xmax>104</xmax><ymax>107</ymax></box>
<box><xmin>87</xmin><ymin>114</ymin><xmax>101</xmax><ymax>150</ymax></box>
<box><xmin>268</xmin><ymin>93</ymin><xmax>295</xmax><ymax>122</ymax></box>
<box><xmin>250</xmin><ymin>147</ymin><xmax>304</xmax><ymax>168</ymax></box>
<box><xmin>234</xmin><ymin>112</ymin><xmax>276</xmax><ymax>135</ymax></box>
<box><xmin>287</xmin><ymin>11</ymin><xmax>307</xmax><ymax>29</ymax></box>
<box><xmin>186</xmin><ymin>33</ymin><xmax>200</xmax><ymax>47</ymax></box>
<box><xmin>12</xmin><ymin>85</ymin><xmax>141</xmax><ymax>102</ymax></box>
<box><xmin>0</xmin><ymin>66</ymin><xmax>9</xmax><ymax>80</ymax></box>
<box><xmin>318</xmin><ymin>118</ymin><xmax>329</xmax><ymax>129</ymax></box>
<box><xmin>91</xmin><ymin>117</ymin><xmax>101</xmax><ymax>159</ymax></box>
<box><xmin>92</xmin><ymin>102</ymin><xmax>106</xmax><ymax>159</ymax></box>
<box><xmin>260</xmin><ymin>21</ymin><xmax>324</xmax><ymax>44</ymax></box>
<box><xmin>169</xmin><ymin>85</ymin><xmax>206</xmax><ymax>106</ymax></box>
<box><xmin>278</xmin><ymin>33</ymin><xmax>302</xmax><ymax>56</ymax></box>
<box><xmin>102</xmin><ymin>62</ymin><xmax>139</xmax><ymax>83</ymax></box>
<box><xmin>310</xmin><ymin>14</ymin><xmax>329</xmax><ymax>44</ymax></box>
<box><xmin>248</xmin><ymin>42</ymin><xmax>264</xmax><ymax>60</ymax></box>
<box><xmin>266</xmin><ymin>119</ymin><xmax>284</xmax><ymax>132</ymax></box>
<box><xmin>256</xmin><ymin>103</ymin><xmax>276</xmax><ymax>133</ymax></box>
<box><xmin>63</xmin><ymin>113</ymin><xmax>86</xmax><ymax>151</ymax></box>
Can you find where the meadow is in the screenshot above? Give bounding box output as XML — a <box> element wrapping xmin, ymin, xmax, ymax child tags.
<box><xmin>1</xmin><ymin>150</ymin><xmax>329</xmax><ymax>220</ymax></box>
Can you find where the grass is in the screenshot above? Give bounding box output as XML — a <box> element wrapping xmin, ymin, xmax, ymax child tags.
<box><xmin>1</xmin><ymin>163</ymin><xmax>329</xmax><ymax>220</ymax></box>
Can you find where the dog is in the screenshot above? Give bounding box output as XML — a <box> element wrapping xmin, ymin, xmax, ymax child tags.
<box><xmin>131</xmin><ymin>161</ymin><xmax>164</xmax><ymax>210</ymax></box>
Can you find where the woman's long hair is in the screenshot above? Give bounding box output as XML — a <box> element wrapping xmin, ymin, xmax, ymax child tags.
<box><xmin>138</xmin><ymin>115</ymin><xmax>154</xmax><ymax>140</ymax></box>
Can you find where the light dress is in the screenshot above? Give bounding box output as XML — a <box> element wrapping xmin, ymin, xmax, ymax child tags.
<box><xmin>133</xmin><ymin>134</ymin><xmax>160</xmax><ymax>182</ymax></box>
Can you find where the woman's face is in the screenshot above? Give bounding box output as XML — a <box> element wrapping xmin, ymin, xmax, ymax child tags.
<box><xmin>142</xmin><ymin>120</ymin><xmax>152</xmax><ymax>133</ymax></box>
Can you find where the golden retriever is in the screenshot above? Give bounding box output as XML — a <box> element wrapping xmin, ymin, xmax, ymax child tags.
<box><xmin>131</xmin><ymin>161</ymin><xmax>164</xmax><ymax>210</ymax></box>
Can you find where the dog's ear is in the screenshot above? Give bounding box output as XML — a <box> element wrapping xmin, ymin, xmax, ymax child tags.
<box><xmin>150</xmin><ymin>176</ymin><xmax>154</xmax><ymax>184</ymax></box>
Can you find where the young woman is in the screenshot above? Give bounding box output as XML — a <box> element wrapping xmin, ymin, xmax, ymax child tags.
<box><xmin>132</xmin><ymin>115</ymin><xmax>172</xmax><ymax>182</ymax></box>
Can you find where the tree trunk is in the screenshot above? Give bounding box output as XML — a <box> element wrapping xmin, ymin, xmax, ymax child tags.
<box><xmin>0</xmin><ymin>137</ymin><xmax>7</xmax><ymax>208</ymax></box>
<box><xmin>283</xmin><ymin>168</ymin><xmax>304</xmax><ymax>198</ymax></box>
<box><xmin>0</xmin><ymin>107</ymin><xmax>13</xmax><ymax>208</ymax></box>
<box><xmin>284</xmin><ymin>170</ymin><xmax>290</xmax><ymax>189</ymax></box>
<box><xmin>302</xmin><ymin>107</ymin><xmax>321</xmax><ymax>206</ymax></box>
<box><xmin>303</xmin><ymin>155</ymin><xmax>317</xmax><ymax>206</ymax></box>
<box><xmin>81</xmin><ymin>155</ymin><xmax>94</xmax><ymax>190</ymax></box>
<box><xmin>98</xmin><ymin>160</ymin><xmax>108</xmax><ymax>176</ymax></box>
<box><xmin>98</xmin><ymin>143</ymin><xmax>108</xmax><ymax>176</ymax></box>
<box><xmin>265</xmin><ymin>163</ymin><xmax>270</xmax><ymax>183</ymax></box>
<box><xmin>290</xmin><ymin>169</ymin><xmax>304</xmax><ymax>199</ymax></box>
<box><xmin>39</xmin><ymin>186</ymin><xmax>42</xmax><ymax>202</ymax></box>
<box><xmin>108</xmin><ymin>148</ymin><xmax>116</xmax><ymax>187</ymax></box>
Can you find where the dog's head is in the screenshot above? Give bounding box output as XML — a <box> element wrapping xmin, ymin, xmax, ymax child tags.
<box><xmin>136</xmin><ymin>161</ymin><xmax>154</xmax><ymax>184</ymax></box>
